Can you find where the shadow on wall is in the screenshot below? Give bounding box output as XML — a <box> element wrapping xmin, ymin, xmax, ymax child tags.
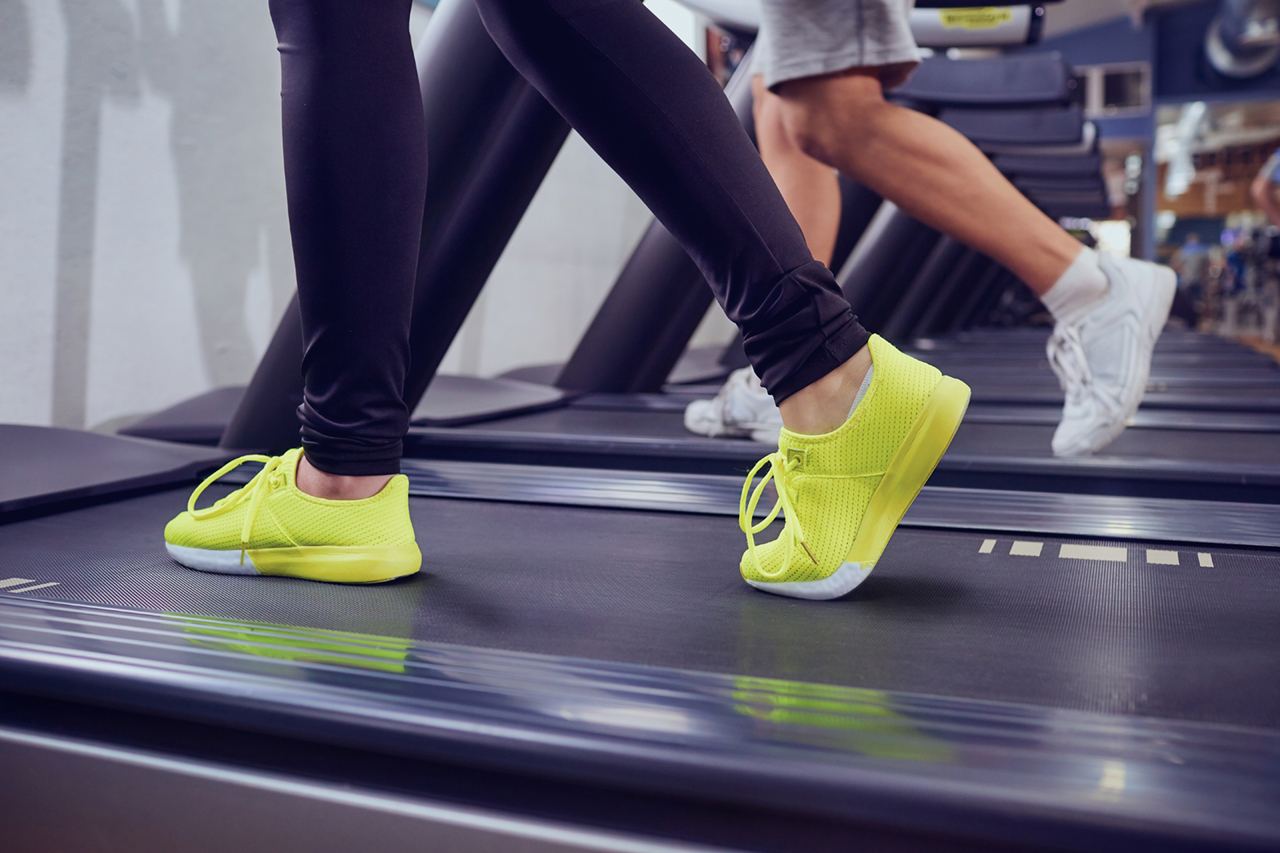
<box><xmin>53</xmin><ymin>0</ymin><xmax>141</xmax><ymax>429</ymax></box>
<box><xmin>0</xmin><ymin>0</ymin><xmax>31</xmax><ymax>93</ymax></box>
<box><xmin>49</xmin><ymin>1</ymin><xmax>291</xmax><ymax>428</ymax></box>
<box><xmin>137</xmin><ymin>0</ymin><xmax>293</xmax><ymax>389</ymax></box>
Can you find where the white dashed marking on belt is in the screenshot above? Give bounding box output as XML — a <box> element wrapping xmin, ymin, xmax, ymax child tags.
<box><xmin>5</xmin><ymin>582</ymin><xmax>60</xmax><ymax>595</ymax></box>
<box><xmin>1059</xmin><ymin>544</ymin><xmax>1128</xmax><ymax>562</ymax></box>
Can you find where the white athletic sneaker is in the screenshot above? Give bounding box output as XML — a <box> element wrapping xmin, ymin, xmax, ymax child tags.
<box><xmin>1047</xmin><ymin>255</ymin><xmax>1177</xmax><ymax>457</ymax></box>
<box><xmin>684</xmin><ymin>367</ymin><xmax>782</xmax><ymax>444</ymax></box>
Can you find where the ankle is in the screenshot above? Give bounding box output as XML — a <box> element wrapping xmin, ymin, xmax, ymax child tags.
<box><xmin>296</xmin><ymin>455</ymin><xmax>394</xmax><ymax>501</ymax></box>
<box><xmin>1041</xmin><ymin>247</ymin><xmax>1109</xmax><ymax>324</ymax></box>
<box><xmin>778</xmin><ymin>346</ymin><xmax>872</xmax><ymax>435</ymax></box>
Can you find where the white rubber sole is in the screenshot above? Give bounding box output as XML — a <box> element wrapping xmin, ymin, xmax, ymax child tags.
<box><xmin>166</xmin><ymin>543</ymin><xmax>261</xmax><ymax>575</ymax></box>
<box><xmin>744</xmin><ymin>561</ymin><xmax>875</xmax><ymax>601</ymax></box>
<box><xmin>166</xmin><ymin>541</ymin><xmax>421</xmax><ymax>583</ymax></box>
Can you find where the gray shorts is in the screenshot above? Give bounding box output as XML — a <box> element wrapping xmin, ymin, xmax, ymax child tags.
<box><xmin>758</xmin><ymin>0</ymin><xmax>921</xmax><ymax>91</ymax></box>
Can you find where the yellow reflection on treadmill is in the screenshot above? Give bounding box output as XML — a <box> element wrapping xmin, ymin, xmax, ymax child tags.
<box><xmin>732</xmin><ymin>675</ymin><xmax>953</xmax><ymax>762</ymax></box>
<box><xmin>166</xmin><ymin>612</ymin><xmax>410</xmax><ymax>674</ymax></box>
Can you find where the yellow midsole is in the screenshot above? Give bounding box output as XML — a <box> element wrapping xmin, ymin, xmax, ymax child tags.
<box><xmin>248</xmin><ymin>544</ymin><xmax>422</xmax><ymax>584</ymax></box>
<box><xmin>845</xmin><ymin>376</ymin><xmax>971</xmax><ymax>566</ymax></box>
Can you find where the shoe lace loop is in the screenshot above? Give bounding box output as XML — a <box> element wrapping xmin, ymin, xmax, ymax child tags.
<box><xmin>188</xmin><ymin>454</ymin><xmax>285</xmax><ymax>565</ymax></box>
<box><xmin>739</xmin><ymin>451</ymin><xmax>818</xmax><ymax>579</ymax></box>
<box><xmin>1047</xmin><ymin>325</ymin><xmax>1092</xmax><ymax>403</ymax></box>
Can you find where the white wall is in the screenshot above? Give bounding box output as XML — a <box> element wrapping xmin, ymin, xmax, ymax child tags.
<box><xmin>0</xmin><ymin>0</ymin><xmax>730</xmax><ymax>431</ymax></box>
<box><xmin>438</xmin><ymin>131</ymin><xmax>656</xmax><ymax>377</ymax></box>
<box><xmin>0</xmin><ymin>0</ymin><xmax>62</xmax><ymax>427</ymax></box>
<box><xmin>0</xmin><ymin>0</ymin><xmax>293</xmax><ymax>431</ymax></box>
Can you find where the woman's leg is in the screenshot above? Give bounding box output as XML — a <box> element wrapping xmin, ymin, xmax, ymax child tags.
<box><xmin>473</xmin><ymin>0</ymin><xmax>969</xmax><ymax>602</ymax></box>
<box><xmin>270</xmin><ymin>0</ymin><xmax>427</xmax><ymax>480</ymax></box>
<box><xmin>473</xmin><ymin>0</ymin><xmax>868</xmax><ymax>404</ymax></box>
<box><xmin>164</xmin><ymin>0</ymin><xmax>426</xmax><ymax>585</ymax></box>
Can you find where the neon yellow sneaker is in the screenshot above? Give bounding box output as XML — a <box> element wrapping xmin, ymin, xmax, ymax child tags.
<box><xmin>739</xmin><ymin>335</ymin><xmax>969</xmax><ymax>600</ymax></box>
<box><xmin>164</xmin><ymin>448</ymin><xmax>421</xmax><ymax>584</ymax></box>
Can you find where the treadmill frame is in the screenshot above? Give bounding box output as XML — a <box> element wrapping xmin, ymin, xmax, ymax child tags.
<box><xmin>0</xmin><ymin>594</ymin><xmax>1276</xmax><ymax>852</ymax></box>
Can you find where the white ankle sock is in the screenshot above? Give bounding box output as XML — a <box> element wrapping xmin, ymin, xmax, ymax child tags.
<box><xmin>848</xmin><ymin>366</ymin><xmax>874</xmax><ymax>417</ymax></box>
<box><xmin>1040</xmin><ymin>247</ymin><xmax>1109</xmax><ymax>324</ymax></box>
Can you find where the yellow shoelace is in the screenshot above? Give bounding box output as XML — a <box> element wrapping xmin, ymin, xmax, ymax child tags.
<box><xmin>187</xmin><ymin>454</ymin><xmax>286</xmax><ymax>564</ymax></box>
<box><xmin>739</xmin><ymin>451</ymin><xmax>817</xmax><ymax>579</ymax></box>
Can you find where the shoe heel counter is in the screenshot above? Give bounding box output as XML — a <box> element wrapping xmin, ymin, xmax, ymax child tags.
<box><xmin>847</xmin><ymin>375</ymin><xmax>970</xmax><ymax>565</ymax></box>
<box><xmin>384</xmin><ymin>475</ymin><xmax>417</xmax><ymax>544</ymax></box>
<box><xmin>863</xmin><ymin>336</ymin><xmax>946</xmax><ymax>441</ymax></box>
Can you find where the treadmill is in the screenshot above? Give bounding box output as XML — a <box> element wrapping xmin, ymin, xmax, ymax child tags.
<box><xmin>6</xmin><ymin>408</ymin><xmax>1280</xmax><ymax>850</ymax></box>
<box><xmin>6</xmin><ymin>2</ymin><xmax>1280</xmax><ymax>847</ymax></box>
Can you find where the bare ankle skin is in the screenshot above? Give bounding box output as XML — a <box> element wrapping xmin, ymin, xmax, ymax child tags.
<box><xmin>778</xmin><ymin>345</ymin><xmax>873</xmax><ymax>435</ymax></box>
<box><xmin>296</xmin><ymin>455</ymin><xmax>393</xmax><ymax>501</ymax></box>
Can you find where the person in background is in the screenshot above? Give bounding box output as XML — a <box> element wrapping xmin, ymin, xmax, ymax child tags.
<box><xmin>1170</xmin><ymin>232</ymin><xmax>1210</xmax><ymax>323</ymax></box>
<box><xmin>687</xmin><ymin>0</ymin><xmax>1177</xmax><ymax>458</ymax></box>
<box><xmin>1252</xmin><ymin>148</ymin><xmax>1280</xmax><ymax>228</ymax></box>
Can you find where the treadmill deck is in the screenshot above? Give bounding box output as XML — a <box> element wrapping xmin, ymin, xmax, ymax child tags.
<box><xmin>3</xmin><ymin>486</ymin><xmax>1278</xmax><ymax>729</ymax></box>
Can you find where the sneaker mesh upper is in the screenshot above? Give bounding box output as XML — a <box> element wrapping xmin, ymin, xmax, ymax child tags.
<box><xmin>164</xmin><ymin>448</ymin><xmax>416</xmax><ymax>551</ymax></box>
<box><xmin>740</xmin><ymin>336</ymin><xmax>941</xmax><ymax>584</ymax></box>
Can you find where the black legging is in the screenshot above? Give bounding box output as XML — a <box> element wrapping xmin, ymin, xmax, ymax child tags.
<box><xmin>269</xmin><ymin>0</ymin><xmax>869</xmax><ymax>475</ymax></box>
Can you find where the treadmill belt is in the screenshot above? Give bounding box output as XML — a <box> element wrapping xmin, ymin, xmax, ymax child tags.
<box><xmin>463</xmin><ymin>408</ymin><xmax>1280</xmax><ymax>466</ymax></box>
<box><xmin>948</xmin><ymin>421</ymin><xmax>1280</xmax><ymax>464</ymax></box>
<box><xmin>465</xmin><ymin>407</ymin><xmax>698</xmax><ymax>439</ymax></box>
<box><xmin>3</xmin><ymin>487</ymin><xmax>1278</xmax><ymax>728</ymax></box>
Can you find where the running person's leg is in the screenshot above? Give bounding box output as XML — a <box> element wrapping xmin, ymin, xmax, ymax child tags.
<box><xmin>764</xmin><ymin>76</ymin><xmax>1083</xmax><ymax>295</ymax></box>
<box><xmin>755</xmin><ymin>0</ymin><xmax>1175</xmax><ymax>457</ymax></box>
<box><xmin>474</xmin><ymin>0</ymin><xmax>969</xmax><ymax>598</ymax></box>
<box><xmin>750</xmin><ymin>75</ymin><xmax>841</xmax><ymax>269</ymax></box>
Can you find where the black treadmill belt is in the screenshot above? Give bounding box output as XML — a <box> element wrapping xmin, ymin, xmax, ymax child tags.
<box><xmin>469</xmin><ymin>408</ymin><xmax>1280</xmax><ymax>466</ymax></box>
<box><xmin>4</xmin><ymin>487</ymin><xmax>1278</xmax><ymax>728</ymax></box>
<box><xmin>464</xmin><ymin>407</ymin><xmax>698</xmax><ymax>439</ymax></box>
<box><xmin>912</xmin><ymin>350</ymin><xmax>1276</xmax><ymax>368</ymax></box>
<box><xmin>965</xmin><ymin>384</ymin><xmax>1280</xmax><ymax>411</ymax></box>
<box><xmin>948</xmin><ymin>421</ymin><xmax>1280</xmax><ymax>465</ymax></box>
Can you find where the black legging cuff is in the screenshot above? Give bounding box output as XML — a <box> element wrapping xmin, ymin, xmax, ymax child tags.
<box><xmin>736</xmin><ymin>259</ymin><xmax>870</xmax><ymax>402</ymax></box>
<box><xmin>766</xmin><ymin>312</ymin><xmax>870</xmax><ymax>403</ymax></box>
<box><xmin>301</xmin><ymin>441</ymin><xmax>402</xmax><ymax>476</ymax></box>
